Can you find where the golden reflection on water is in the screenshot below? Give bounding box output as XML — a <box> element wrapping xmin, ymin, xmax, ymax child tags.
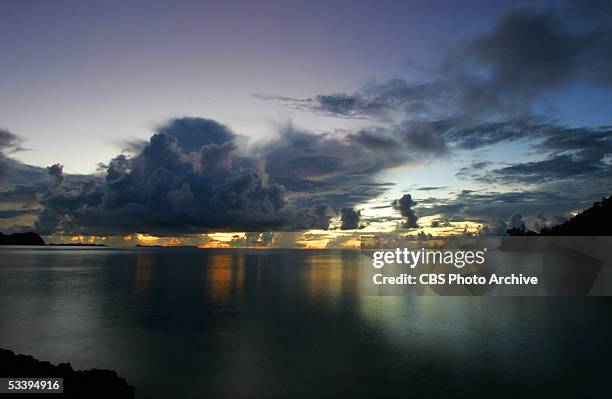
<box><xmin>304</xmin><ymin>254</ymin><xmax>345</xmax><ymax>303</ymax></box>
<box><xmin>134</xmin><ymin>254</ymin><xmax>155</xmax><ymax>294</ymax></box>
<box><xmin>206</xmin><ymin>253</ymin><xmax>245</xmax><ymax>304</ymax></box>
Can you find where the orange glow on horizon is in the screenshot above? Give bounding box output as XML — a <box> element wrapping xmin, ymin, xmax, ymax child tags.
<box><xmin>50</xmin><ymin>219</ymin><xmax>484</xmax><ymax>248</ymax></box>
<box><xmin>69</xmin><ymin>235</ymin><xmax>107</xmax><ymax>244</ymax></box>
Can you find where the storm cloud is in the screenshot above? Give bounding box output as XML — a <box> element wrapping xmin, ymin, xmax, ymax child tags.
<box><xmin>0</xmin><ymin>119</ymin><xmax>403</xmax><ymax>235</ymax></box>
<box><xmin>340</xmin><ymin>207</ymin><xmax>361</xmax><ymax>230</ymax></box>
<box><xmin>392</xmin><ymin>194</ymin><xmax>418</xmax><ymax>228</ymax></box>
<box><xmin>296</xmin><ymin>204</ymin><xmax>336</xmax><ymax>230</ymax></box>
<box><xmin>34</xmin><ymin>118</ymin><xmax>304</xmax><ymax>235</ymax></box>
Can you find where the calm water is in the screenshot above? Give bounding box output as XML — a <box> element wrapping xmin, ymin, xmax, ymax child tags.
<box><xmin>0</xmin><ymin>247</ymin><xmax>611</xmax><ymax>398</ymax></box>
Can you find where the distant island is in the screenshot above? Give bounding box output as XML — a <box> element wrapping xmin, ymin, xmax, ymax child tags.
<box><xmin>507</xmin><ymin>195</ymin><xmax>612</xmax><ymax>236</ymax></box>
<box><xmin>0</xmin><ymin>232</ymin><xmax>107</xmax><ymax>246</ymax></box>
<box><xmin>47</xmin><ymin>243</ymin><xmax>107</xmax><ymax>247</ymax></box>
<box><xmin>0</xmin><ymin>348</ymin><xmax>134</xmax><ymax>398</ymax></box>
<box><xmin>0</xmin><ymin>232</ymin><xmax>45</xmax><ymax>245</ymax></box>
<box><xmin>135</xmin><ymin>244</ymin><xmax>198</xmax><ymax>248</ymax></box>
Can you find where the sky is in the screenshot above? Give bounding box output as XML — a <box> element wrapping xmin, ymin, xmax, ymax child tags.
<box><xmin>1</xmin><ymin>0</ymin><xmax>520</xmax><ymax>173</ymax></box>
<box><xmin>0</xmin><ymin>0</ymin><xmax>611</xmax><ymax>246</ymax></box>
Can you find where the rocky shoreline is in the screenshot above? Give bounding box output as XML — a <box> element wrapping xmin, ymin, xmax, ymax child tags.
<box><xmin>0</xmin><ymin>348</ymin><xmax>134</xmax><ymax>398</ymax></box>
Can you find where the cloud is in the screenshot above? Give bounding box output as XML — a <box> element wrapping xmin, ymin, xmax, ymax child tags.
<box><xmin>0</xmin><ymin>129</ymin><xmax>25</xmax><ymax>185</ymax></box>
<box><xmin>253</xmin><ymin>121</ymin><xmax>451</xmax><ymax>213</ymax></box>
<box><xmin>397</xmin><ymin>120</ymin><xmax>448</xmax><ymax>155</ymax></box>
<box><xmin>249</xmin><ymin>2</ymin><xmax>612</xmax><ymax>231</ymax></box>
<box><xmin>0</xmin><ymin>208</ymin><xmax>40</xmax><ymax>220</ymax></box>
<box><xmin>430</xmin><ymin>219</ymin><xmax>451</xmax><ymax>228</ymax></box>
<box><xmin>418</xmin><ymin>189</ymin><xmax>583</xmax><ymax>224</ymax></box>
<box><xmin>314</xmin><ymin>93</ymin><xmax>385</xmax><ymax>118</ymax></box>
<box><xmin>462</xmin><ymin>5</ymin><xmax>612</xmax><ymax>96</ymax></box>
<box><xmin>3</xmin><ymin>1</ymin><xmax>612</xmax><ymax>235</ymax></box>
<box><xmin>1</xmin><ymin>118</ymin><xmax>403</xmax><ymax>235</ymax></box>
<box><xmin>392</xmin><ymin>194</ymin><xmax>418</xmax><ymax>228</ymax></box>
<box><xmin>156</xmin><ymin>117</ymin><xmax>237</xmax><ymax>154</ymax></box>
<box><xmin>0</xmin><ymin>132</ymin><xmax>50</xmax><ymax>229</ymax></box>
<box><xmin>256</xmin><ymin>78</ymin><xmax>457</xmax><ymax>120</ymax></box>
<box><xmin>340</xmin><ymin>207</ymin><xmax>360</xmax><ymax>230</ymax></box>
<box><xmin>417</xmin><ymin>186</ymin><xmax>448</xmax><ymax>192</ymax></box>
<box><xmin>0</xmin><ymin>184</ymin><xmax>43</xmax><ymax>206</ymax></box>
<box><xmin>46</xmin><ymin>164</ymin><xmax>64</xmax><ymax>189</ymax></box>
<box><xmin>550</xmin><ymin>214</ymin><xmax>569</xmax><ymax>227</ymax></box>
<box><xmin>532</xmin><ymin>212</ymin><xmax>568</xmax><ymax>232</ymax></box>
<box><xmin>293</xmin><ymin>204</ymin><xmax>335</xmax><ymax>230</ymax></box>
<box><xmin>254</xmin><ymin>1</ymin><xmax>612</xmax><ymax>157</ymax></box>
<box><xmin>532</xmin><ymin>212</ymin><xmax>547</xmax><ymax>232</ymax></box>
<box><xmin>482</xmin><ymin>155</ymin><xmax>607</xmax><ymax>185</ymax></box>
<box><xmin>456</xmin><ymin>123</ymin><xmax>612</xmax><ymax>187</ymax></box>
<box><xmin>0</xmin><ymin>159</ymin><xmax>7</xmax><ymax>185</ymax></box>
<box><xmin>445</xmin><ymin>117</ymin><xmax>555</xmax><ymax>150</ymax></box>
<box><xmin>258</xmin><ymin>125</ymin><xmax>406</xmax><ymax>209</ymax></box>
<box><xmin>33</xmin><ymin>118</ymin><xmax>306</xmax><ymax>235</ymax></box>
<box><xmin>0</xmin><ymin>129</ymin><xmax>24</xmax><ymax>153</ymax></box>
<box><xmin>348</xmin><ymin>129</ymin><xmax>400</xmax><ymax>150</ymax></box>
<box><xmin>478</xmin><ymin>220</ymin><xmax>507</xmax><ymax>236</ymax></box>
<box><xmin>229</xmin><ymin>232</ymin><xmax>276</xmax><ymax>247</ymax></box>
<box><xmin>508</xmin><ymin>213</ymin><xmax>526</xmax><ymax>230</ymax></box>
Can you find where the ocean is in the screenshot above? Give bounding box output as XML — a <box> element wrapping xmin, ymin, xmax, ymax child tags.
<box><xmin>0</xmin><ymin>247</ymin><xmax>611</xmax><ymax>398</ymax></box>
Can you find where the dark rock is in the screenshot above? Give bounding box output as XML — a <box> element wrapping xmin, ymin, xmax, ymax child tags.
<box><xmin>0</xmin><ymin>348</ymin><xmax>135</xmax><ymax>398</ymax></box>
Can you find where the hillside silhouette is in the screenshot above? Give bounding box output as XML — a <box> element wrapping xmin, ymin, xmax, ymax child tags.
<box><xmin>0</xmin><ymin>231</ymin><xmax>45</xmax><ymax>245</ymax></box>
<box><xmin>507</xmin><ymin>195</ymin><xmax>612</xmax><ymax>236</ymax></box>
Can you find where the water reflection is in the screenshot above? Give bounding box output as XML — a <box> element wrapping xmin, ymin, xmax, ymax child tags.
<box><xmin>304</xmin><ymin>253</ymin><xmax>345</xmax><ymax>303</ymax></box>
<box><xmin>0</xmin><ymin>248</ymin><xmax>611</xmax><ymax>398</ymax></box>
<box><xmin>206</xmin><ymin>253</ymin><xmax>245</xmax><ymax>305</ymax></box>
<box><xmin>134</xmin><ymin>254</ymin><xmax>155</xmax><ymax>294</ymax></box>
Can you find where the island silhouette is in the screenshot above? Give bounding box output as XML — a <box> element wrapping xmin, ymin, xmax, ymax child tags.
<box><xmin>507</xmin><ymin>195</ymin><xmax>612</xmax><ymax>236</ymax></box>
<box><xmin>0</xmin><ymin>233</ymin><xmax>105</xmax><ymax>246</ymax></box>
<box><xmin>0</xmin><ymin>232</ymin><xmax>45</xmax><ymax>245</ymax></box>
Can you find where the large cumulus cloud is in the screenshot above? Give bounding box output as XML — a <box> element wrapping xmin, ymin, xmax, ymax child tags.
<box><xmin>35</xmin><ymin>118</ymin><xmax>296</xmax><ymax>235</ymax></box>
<box><xmin>1</xmin><ymin>118</ymin><xmax>402</xmax><ymax>236</ymax></box>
